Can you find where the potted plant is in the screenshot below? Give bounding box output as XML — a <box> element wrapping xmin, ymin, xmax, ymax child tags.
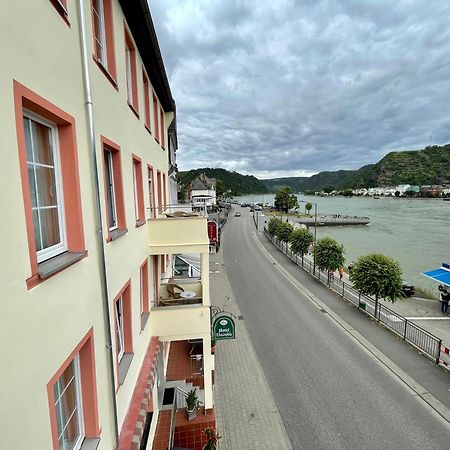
<box><xmin>186</xmin><ymin>388</ymin><xmax>198</xmax><ymax>421</ymax></box>
<box><xmin>203</xmin><ymin>426</ymin><xmax>220</xmax><ymax>449</ymax></box>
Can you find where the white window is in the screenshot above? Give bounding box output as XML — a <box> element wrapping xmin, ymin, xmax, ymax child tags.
<box><xmin>125</xmin><ymin>46</ymin><xmax>133</xmax><ymax>104</ymax></box>
<box><xmin>104</xmin><ymin>150</ymin><xmax>117</xmax><ymax>231</ymax></box>
<box><xmin>133</xmin><ymin>162</ymin><xmax>139</xmax><ymax>222</ymax></box>
<box><xmin>147</xmin><ymin>168</ymin><xmax>154</xmax><ymax>218</ymax></box>
<box><xmin>92</xmin><ymin>0</ymin><xmax>107</xmax><ymax>66</ymax></box>
<box><xmin>24</xmin><ymin>112</ymin><xmax>67</xmax><ymax>263</ymax></box>
<box><xmin>53</xmin><ymin>356</ymin><xmax>84</xmax><ymax>450</ymax></box>
<box><xmin>115</xmin><ymin>297</ymin><xmax>124</xmax><ymax>361</ymax></box>
<box><xmin>140</xmin><ymin>268</ymin><xmax>144</xmax><ymax>313</ymax></box>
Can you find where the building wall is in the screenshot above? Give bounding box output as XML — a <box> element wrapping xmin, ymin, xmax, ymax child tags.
<box><xmin>0</xmin><ymin>1</ymin><xmax>172</xmax><ymax>449</ymax></box>
<box><xmin>0</xmin><ymin>2</ymin><xmax>114</xmax><ymax>449</ymax></box>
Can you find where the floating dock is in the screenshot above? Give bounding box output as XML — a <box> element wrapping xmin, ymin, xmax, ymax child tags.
<box><xmin>293</xmin><ymin>215</ymin><xmax>370</xmax><ymax>226</ymax></box>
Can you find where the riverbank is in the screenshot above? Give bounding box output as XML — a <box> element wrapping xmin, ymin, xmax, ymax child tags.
<box><xmin>241</xmin><ymin>194</ymin><xmax>449</xmax><ymax>294</ymax></box>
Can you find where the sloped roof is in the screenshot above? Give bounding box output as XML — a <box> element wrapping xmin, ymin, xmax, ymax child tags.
<box><xmin>190</xmin><ymin>173</ymin><xmax>216</xmax><ymax>190</ymax></box>
<box><xmin>119</xmin><ymin>0</ymin><xmax>175</xmax><ymax>112</ymax></box>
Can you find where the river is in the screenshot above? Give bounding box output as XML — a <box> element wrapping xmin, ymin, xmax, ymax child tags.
<box><xmin>236</xmin><ymin>194</ymin><xmax>450</xmax><ymax>296</ymax></box>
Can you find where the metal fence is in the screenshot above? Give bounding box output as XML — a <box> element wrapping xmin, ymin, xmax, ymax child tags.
<box><xmin>264</xmin><ymin>229</ymin><xmax>445</xmax><ymax>367</ymax></box>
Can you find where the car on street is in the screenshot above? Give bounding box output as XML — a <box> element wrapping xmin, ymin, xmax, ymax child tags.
<box><xmin>402</xmin><ymin>280</ymin><xmax>415</xmax><ymax>297</ymax></box>
<box><xmin>235</xmin><ymin>212</ymin><xmax>241</xmax><ymax>217</ymax></box>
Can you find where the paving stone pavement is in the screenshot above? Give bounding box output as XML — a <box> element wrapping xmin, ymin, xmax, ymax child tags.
<box><xmin>210</xmin><ymin>246</ymin><xmax>293</xmax><ymax>450</ymax></box>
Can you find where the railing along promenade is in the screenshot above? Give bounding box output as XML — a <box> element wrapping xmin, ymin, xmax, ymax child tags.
<box><xmin>263</xmin><ymin>228</ymin><xmax>447</xmax><ymax>369</ymax></box>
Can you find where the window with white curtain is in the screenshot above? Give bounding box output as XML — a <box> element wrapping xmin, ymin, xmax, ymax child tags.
<box><xmin>24</xmin><ymin>112</ymin><xmax>67</xmax><ymax>262</ymax></box>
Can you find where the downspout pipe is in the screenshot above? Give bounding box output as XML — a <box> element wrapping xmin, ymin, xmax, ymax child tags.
<box><xmin>76</xmin><ymin>0</ymin><xmax>119</xmax><ymax>444</ymax></box>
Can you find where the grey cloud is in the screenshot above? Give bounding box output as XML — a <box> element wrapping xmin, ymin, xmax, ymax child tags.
<box><xmin>150</xmin><ymin>0</ymin><xmax>450</xmax><ymax>178</ymax></box>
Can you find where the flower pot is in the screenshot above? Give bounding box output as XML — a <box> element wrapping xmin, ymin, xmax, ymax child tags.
<box><xmin>187</xmin><ymin>407</ymin><xmax>196</xmax><ymax>421</ymax></box>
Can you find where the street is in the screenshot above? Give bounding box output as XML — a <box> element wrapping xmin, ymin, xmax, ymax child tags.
<box><xmin>222</xmin><ymin>206</ymin><xmax>450</xmax><ymax>449</ymax></box>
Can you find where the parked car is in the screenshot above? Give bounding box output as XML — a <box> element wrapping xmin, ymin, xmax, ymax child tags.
<box><xmin>402</xmin><ymin>281</ymin><xmax>415</xmax><ymax>297</ymax></box>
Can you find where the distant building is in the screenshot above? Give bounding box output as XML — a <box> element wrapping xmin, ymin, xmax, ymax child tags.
<box><xmin>405</xmin><ymin>185</ymin><xmax>420</xmax><ymax>195</ymax></box>
<box><xmin>189</xmin><ymin>173</ymin><xmax>217</xmax><ymax>207</ymax></box>
<box><xmin>395</xmin><ymin>184</ymin><xmax>411</xmax><ymax>195</ymax></box>
<box><xmin>420</xmin><ymin>185</ymin><xmax>444</xmax><ymax>197</ymax></box>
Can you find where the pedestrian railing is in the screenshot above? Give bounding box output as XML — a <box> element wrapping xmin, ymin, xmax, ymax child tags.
<box><xmin>264</xmin><ymin>228</ymin><xmax>445</xmax><ymax>368</ymax></box>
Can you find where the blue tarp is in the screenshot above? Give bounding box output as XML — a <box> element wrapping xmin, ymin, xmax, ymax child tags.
<box><xmin>422</xmin><ymin>268</ymin><xmax>450</xmax><ymax>286</ymax></box>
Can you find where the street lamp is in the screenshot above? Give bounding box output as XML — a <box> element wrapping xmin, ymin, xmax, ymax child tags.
<box><xmin>297</xmin><ymin>199</ymin><xmax>318</xmax><ymax>274</ymax></box>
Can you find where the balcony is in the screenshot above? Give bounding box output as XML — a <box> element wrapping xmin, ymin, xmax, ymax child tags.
<box><xmin>157</xmin><ymin>278</ymin><xmax>203</xmax><ymax>307</ymax></box>
<box><xmin>147</xmin><ymin>205</ymin><xmax>209</xmax><ymax>255</ymax></box>
<box><xmin>149</xmin><ymin>277</ymin><xmax>211</xmax><ymax>340</ymax></box>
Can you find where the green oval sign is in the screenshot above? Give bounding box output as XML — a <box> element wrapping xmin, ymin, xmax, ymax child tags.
<box><xmin>213</xmin><ymin>315</ymin><xmax>235</xmax><ymax>340</ymax></box>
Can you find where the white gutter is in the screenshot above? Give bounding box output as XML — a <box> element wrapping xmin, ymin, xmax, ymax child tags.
<box><xmin>76</xmin><ymin>0</ymin><xmax>119</xmax><ymax>444</ymax></box>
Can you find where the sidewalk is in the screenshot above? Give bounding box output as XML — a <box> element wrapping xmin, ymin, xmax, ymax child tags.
<box><xmin>210</xmin><ymin>247</ymin><xmax>293</xmax><ymax>450</ymax></box>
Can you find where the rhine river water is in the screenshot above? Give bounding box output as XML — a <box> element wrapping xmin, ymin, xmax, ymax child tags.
<box><xmin>237</xmin><ymin>194</ymin><xmax>450</xmax><ymax>296</ymax></box>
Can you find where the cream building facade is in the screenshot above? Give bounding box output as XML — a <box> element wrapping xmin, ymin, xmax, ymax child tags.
<box><xmin>0</xmin><ymin>1</ymin><xmax>214</xmax><ymax>450</ymax></box>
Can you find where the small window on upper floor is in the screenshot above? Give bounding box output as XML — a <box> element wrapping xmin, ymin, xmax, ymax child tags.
<box><xmin>132</xmin><ymin>156</ymin><xmax>145</xmax><ymax>226</ymax></box>
<box><xmin>102</xmin><ymin>137</ymin><xmax>127</xmax><ymax>241</ymax></box>
<box><xmin>92</xmin><ymin>0</ymin><xmax>117</xmax><ymax>87</ymax></box>
<box><xmin>160</xmin><ymin>107</ymin><xmax>165</xmax><ymax>149</ymax></box>
<box><xmin>147</xmin><ymin>166</ymin><xmax>155</xmax><ymax>219</ymax></box>
<box><xmin>49</xmin><ymin>0</ymin><xmax>70</xmax><ymax>25</ymax></box>
<box><xmin>125</xmin><ymin>28</ymin><xmax>139</xmax><ymax>115</ymax></box>
<box><xmin>152</xmin><ymin>92</ymin><xmax>159</xmax><ymax>142</ymax></box>
<box><xmin>143</xmin><ymin>70</ymin><xmax>151</xmax><ymax>131</ymax></box>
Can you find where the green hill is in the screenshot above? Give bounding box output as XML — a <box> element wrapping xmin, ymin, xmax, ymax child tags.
<box><xmin>263</xmin><ymin>143</ymin><xmax>450</xmax><ymax>192</ymax></box>
<box><xmin>178</xmin><ymin>168</ymin><xmax>269</xmax><ymax>196</ymax></box>
<box><xmin>262</xmin><ymin>177</ymin><xmax>308</xmax><ymax>193</ymax></box>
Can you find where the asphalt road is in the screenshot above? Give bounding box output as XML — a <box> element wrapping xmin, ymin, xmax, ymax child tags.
<box><xmin>223</xmin><ymin>207</ymin><xmax>450</xmax><ymax>449</ymax></box>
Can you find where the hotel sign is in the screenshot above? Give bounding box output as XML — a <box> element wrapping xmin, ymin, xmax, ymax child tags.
<box><xmin>213</xmin><ymin>315</ymin><xmax>235</xmax><ymax>340</ymax></box>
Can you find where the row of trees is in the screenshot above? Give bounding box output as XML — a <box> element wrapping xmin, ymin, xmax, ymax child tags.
<box><xmin>267</xmin><ymin>218</ymin><xmax>404</xmax><ymax>310</ymax></box>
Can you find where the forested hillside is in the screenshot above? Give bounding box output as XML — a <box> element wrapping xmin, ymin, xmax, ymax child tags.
<box><xmin>262</xmin><ymin>144</ymin><xmax>450</xmax><ymax>192</ymax></box>
<box><xmin>179</xmin><ymin>168</ymin><xmax>269</xmax><ymax>195</ymax></box>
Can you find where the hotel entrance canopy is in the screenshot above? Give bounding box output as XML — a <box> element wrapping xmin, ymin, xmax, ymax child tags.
<box><xmin>422</xmin><ymin>263</ymin><xmax>450</xmax><ymax>286</ymax></box>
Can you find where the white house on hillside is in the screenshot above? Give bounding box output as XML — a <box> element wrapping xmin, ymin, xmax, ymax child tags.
<box><xmin>188</xmin><ymin>173</ymin><xmax>217</xmax><ymax>207</ymax></box>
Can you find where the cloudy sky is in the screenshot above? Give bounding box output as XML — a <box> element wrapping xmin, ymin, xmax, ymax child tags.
<box><xmin>150</xmin><ymin>0</ymin><xmax>450</xmax><ymax>179</ymax></box>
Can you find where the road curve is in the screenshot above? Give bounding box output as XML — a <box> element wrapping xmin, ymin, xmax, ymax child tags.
<box><xmin>223</xmin><ymin>207</ymin><xmax>450</xmax><ymax>450</ymax></box>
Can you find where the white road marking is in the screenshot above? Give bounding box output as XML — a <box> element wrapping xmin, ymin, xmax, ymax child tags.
<box><xmin>404</xmin><ymin>317</ymin><xmax>450</xmax><ymax>321</ymax></box>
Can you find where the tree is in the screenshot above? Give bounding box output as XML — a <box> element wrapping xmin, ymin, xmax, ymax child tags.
<box><xmin>313</xmin><ymin>237</ymin><xmax>345</xmax><ymax>283</ymax></box>
<box><xmin>276</xmin><ymin>222</ymin><xmax>293</xmax><ymax>251</ymax></box>
<box><xmin>268</xmin><ymin>217</ymin><xmax>282</xmax><ymax>236</ymax></box>
<box><xmin>275</xmin><ymin>187</ymin><xmax>298</xmax><ymax>212</ymax></box>
<box><xmin>323</xmin><ymin>185</ymin><xmax>334</xmax><ymax>194</ymax></box>
<box><xmin>305</xmin><ymin>202</ymin><xmax>313</xmax><ymax>216</ymax></box>
<box><xmin>216</xmin><ymin>179</ymin><xmax>225</xmax><ymax>196</ymax></box>
<box><xmin>290</xmin><ymin>228</ymin><xmax>313</xmax><ymax>264</ymax></box>
<box><xmin>350</xmin><ymin>253</ymin><xmax>403</xmax><ymax>318</ymax></box>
